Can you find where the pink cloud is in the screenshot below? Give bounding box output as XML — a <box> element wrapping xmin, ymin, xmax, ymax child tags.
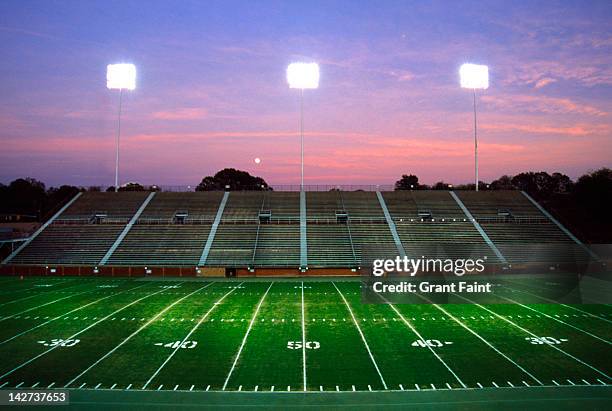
<box><xmin>151</xmin><ymin>108</ymin><xmax>209</xmax><ymax>120</ymax></box>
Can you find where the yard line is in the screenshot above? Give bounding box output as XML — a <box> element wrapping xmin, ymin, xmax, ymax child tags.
<box><xmin>222</xmin><ymin>282</ymin><xmax>273</xmax><ymax>391</ymax></box>
<box><xmin>0</xmin><ymin>279</ymin><xmax>77</xmax><ymax>304</ymax></box>
<box><xmin>301</xmin><ymin>281</ymin><xmax>307</xmax><ymax>392</ymax></box>
<box><xmin>332</xmin><ymin>282</ymin><xmax>388</xmax><ymax>390</ymax></box>
<box><xmin>0</xmin><ymin>285</ymin><xmax>96</xmax><ymax>319</ymax></box>
<box><xmin>456</xmin><ymin>294</ymin><xmax>611</xmax><ymax>380</ymax></box>
<box><xmin>142</xmin><ymin>282</ymin><xmax>242</xmax><ymax>390</ymax></box>
<box><xmin>65</xmin><ymin>282</ymin><xmax>214</xmax><ymax>388</ymax></box>
<box><xmin>503</xmin><ymin>282</ymin><xmax>612</xmax><ymax>324</ymax></box>
<box><xmin>496</xmin><ymin>294</ymin><xmax>611</xmax><ymax>345</ymax></box>
<box><xmin>377</xmin><ymin>293</ymin><xmax>465</xmax><ymax>388</ymax></box>
<box><xmin>416</xmin><ymin>296</ymin><xmax>542</xmax><ymax>385</ymax></box>
<box><xmin>0</xmin><ymin>283</ymin><xmax>150</xmax><ymax>346</ymax></box>
<box><xmin>0</xmin><ymin>284</ymin><xmax>170</xmax><ymax>381</ymax></box>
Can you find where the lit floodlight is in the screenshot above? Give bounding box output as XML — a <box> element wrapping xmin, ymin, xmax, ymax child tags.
<box><xmin>107</xmin><ymin>63</ymin><xmax>136</xmax><ymax>90</ymax></box>
<box><xmin>287</xmin><ymin>62</ymin><xmax>319</xmax><ymax>89</ymax></box>
<box><xmin>460</xmin><ymin>63</ymin><xmax>489</xmax><ymax>89</ymax></box>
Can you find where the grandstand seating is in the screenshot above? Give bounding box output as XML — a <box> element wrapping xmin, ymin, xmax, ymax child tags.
<box><xmin>10</xmin><ymin>224</ymin><xmax>124</xmax><ymax>265</ymax></box>
<box><xmin>2</xmin><ymin>190</ymin><xmax>589</xmax><ymax>270</ymax></box>
<box><xmin>59</xmin><ymin>192</ymin><xmax>149</xmax><ymax>222</ymax></box>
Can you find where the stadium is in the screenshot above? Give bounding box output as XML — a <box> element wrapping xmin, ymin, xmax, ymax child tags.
<box><xmin>1</xmin><ymin>1</ymin><xmax>611</xmax><ymax>410</ymax></box>
<box><xmin>0</xmin><ymin>188</ymin><xmax>609</xmax><ymax>409</ymax></box>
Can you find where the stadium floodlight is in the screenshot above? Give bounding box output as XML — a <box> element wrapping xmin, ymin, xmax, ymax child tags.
<box><xmin>287</xmin><ymin>62</ymin><xmax>319</xmax><ymax>190</ymax></box>
<box><xmin>287</xmin><ymin>62</ymin><xmax>320</xmax><ymax>89</ymax></box>
<box><xmin>106</xmin><ymin>63</ymin><xmax>137</xmax><ymax>191</ymax></box>
<box><xmin>460</xmin><ymin>63</ymin><xmax>489</xmax><ymax>191</ymax></box>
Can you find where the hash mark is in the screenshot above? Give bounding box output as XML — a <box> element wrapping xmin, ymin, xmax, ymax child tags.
<box><xmin>79</xmin><ymin>383</ymin><xmax>86</xmax><ymax>389</ymax></box>
<box><xmin>126</xmin><ymin>384</ymin><xmax>132</xmax><ymax>390</ymax></box>
<box><xmin>110</xmin><ymin>383</ymin><xmax>117</xmax><ymax>389</ymax></box>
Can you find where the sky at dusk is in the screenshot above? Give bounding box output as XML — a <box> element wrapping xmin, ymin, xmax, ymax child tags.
<box><xmin>1</xmin><ymin>0</ymin><xmax>611</xmax><ymax>188</ymax></box>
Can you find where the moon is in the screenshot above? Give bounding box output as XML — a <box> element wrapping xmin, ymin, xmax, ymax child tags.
<box><xmin>254</xmin><ymin>157</ymin><xmax>261</xmax><ymax>164</ymax></box>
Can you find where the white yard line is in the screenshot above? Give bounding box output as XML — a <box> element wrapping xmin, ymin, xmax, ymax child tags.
<box><xmin>301</xmin><ymin>281</ymin><xmax>307</xmax><ymax>392</ymax></box>
<box><xmin>376</xmin><ymin>293</ymin><xmax>466</xmax><ymax>388</ymax></box>
<box><xmin>416</xmin><ymin>295</ymin><xmax>543</xmax><ymax>385</ymax></box>
<box><xmin>332</xmin><ymin>282</ymin><xmax>388</xmax><ymax>390</ymax></box>
<box><xmin>0</xmin><ymin>281</ymin><xmax>92</xmax><ymax>314</ymax></box>
<box><xmin>65</xmin><ymin>282</ymin><xmax>215</xmax><ymax>388</ymax></box>
<box><xmin>456</xmin><ymin>294</ymin><xmax>611</xmax><ymax>380</ymax></box>
<box><xmin>497</xmin><ymin>294</ymin><xmax>611</xmax><ymax>345</ymax></box>
<box><xmin>222</xmin><ymin>282</ymin><xmax>273</xmax><ymax>391</ymax></box>
<box><xmin>0</xmin><ymin>283</ymin><xmax>149</xmax><ymax>346</ymax></box>
<box><xmin>141</xmin><ymin>282</ymin><xmax>242</xmax><ymax>390</ymax></box>
<box><xmin>0</xmin><ymin>284</ymin><xmax>170</xmax><ymax>381</ymax></box>
<box><xmin>503</xmin><ymin>282</ymin><xmax>612</xmax><ymax>324</ymax></box>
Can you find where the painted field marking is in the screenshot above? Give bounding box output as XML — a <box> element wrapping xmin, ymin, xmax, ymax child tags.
<box><xmin>31</xmin><ymin>382</ymin><xmax>39</xmax><ymax>388</ymax></box>
<box><xmin>143</xmin><ymin>283</ymin><xmax>242</xmax><ymax>390</ymax></box>
<box><xmin>415</xmin><ymin>384</ymin><xmax>420</xmax><ymax>391</ymax></box>
<box><xmin>301</xmin><ymin>281</ymin><xmax>307</xmax><ymax>392</ymax></box>
<box><xmin>222</xmin><ymin>282</ymin><xmax>274</xmax><ymax>391</ymax></box>
<box><xmin>0</xmin><ymin>288</ymin><xmax>95</xmax><ymax>323</ymax></box>
<box><xmin>502</xmin><ymin>282</ymin><xmax>612</xmax><ymax>324</ymax></box>
<box><xmin>110</xmin><ymin>383</ymin><xmax>117</xmax><ymax>389</ymax></box>
<box><xmin>79</xmin><ymin>383</ymin><xmax>86</xmax><ymax>389</ymax></box>
<box><xmin>333</xmin><ymin>282</ymin><xmax>388</xmax><ymax>390</ymax></box>
<box><xmin>552</xmin><ymin>380</ymin><xmax>559</xmax><ymax>386</ymax></box>
<box><xmin>457</xmin><ymin>294</ymin><xmax>611</xmax><ymax>380</ymax></box>
<box><xmin>95</xmin><ymin>383</ymin><xmax>101</xmax><ymax>389</ymax></box>
<box><xmin>379</xmin><ymin>295</ymin><xmax>466</xmax><ymax>388</ymax></box>
<box><xmin>0</xmin><ymin>284</ymin><xmax>170</xmax><ymax>381</ymax></box>
<box><xmin>65</xmin><ymin>283</ymin><xmax>214</xmax><ymax>388</ymax></box>
<box><xmin>0</xmin><ymin>283</ymin><xmax>150</xmax><ymax>346</ymax></box>
<box><xmin>477</xmin><ymin>382</ymin><xmax>483</xmax><ymax>388</ymax></box>
<box><xmin>418</xmin><ymin>297</ymin><xmax>542</xmax><ymax>385</ymax></box>
<box><xmin>0</xmin><ymin>382</ymin><xmax>7</xmax><ymax>388</ymax></box>
<box><xmin>497</xmin><ymin>294</ymin><xmax>611</xmax><ymax>345</ymax></box>
<box><xmin>0</xmin><ymin>280</ymin><xmax>78</xmax><ymax>308</ymax></box>
<box><xmin>206</xmin><ymin>385</ymin><xmax>210</xmax><ymax>391</ymax></box>
<box><xmin>492</xmin><ymin>382</ymin><xmax>499</xmax><ymax>388</ymax></box>
<box><xmin>254</xmin><ymin>385</ymin><xmax>258</xmax><ymax>392</ymax></box>
<box><xmin>15</xmin><ymin>382</ymin><xmax>23</xmax><ymax>388</ymax></box>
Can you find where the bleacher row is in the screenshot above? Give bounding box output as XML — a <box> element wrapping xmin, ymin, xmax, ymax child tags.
<box><xmin>3</xmin><ymin>190</ymin><xmax>588</xmax><ymax>268</ymax></box>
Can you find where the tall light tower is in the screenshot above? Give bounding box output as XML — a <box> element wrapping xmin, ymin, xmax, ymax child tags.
<box><xmin>106</xmin><ymin>63</ymin><xmax>136</xmax><ymax>192</ymax></box>
<box><xmin>287</xmin><ymin>62</ymin><xmax>319</xmax><ymax>191</ymax></box>
<box><xmin>460</xmin><ymin>63</ymin><xmax>489</xmax><ymax>191</ymax></box>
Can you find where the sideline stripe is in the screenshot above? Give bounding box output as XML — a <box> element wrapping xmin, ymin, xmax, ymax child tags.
<box><xmin>142</xmin><ymin>282</ymin><xmax>242</xmax><ymax>389</ymax></box>
<box><xmin>222</xmin><ymin>282</ymin><xmax>273</xmax><ymax>391</ymax></box>
<box><xmin>66</xmin><ymin>282</ymin><xmax>214</xmax><ymax>388</ymax></box>
<box><xmin>417</xmin><ymin>295</ymin><xmax>543</xmax><ymax>385</ymax></box>
<box><xmin>378</xmin><ymin>294</ymin><xmax>466</xmax><ymax>388</ymax></box>
<box><xmin>301</xmin><ymin>281</ymin><xmax>307</xmax><ymax>392</ymax></box>
<box><xmin>333</xmin><ymin>282</ymin><xmax>388</xmax><ymax>390</ymax></box>
<box><xmin>0</xmin><ymin>282</ymin><xmax>142</xmax><ymax>346</ymax></box>
<box><xmin>497</xmin><ymin>294</ymin><xmax>611</xmax><ymax>345</ymax></box>
<box><xmin>0</xmin><ymin>283</ymin><xmax>170</xmax><ymax>380</ymax></box>
<box><xmin>457</xmin><ymin>294</ymin><xmax>611</xmax><ymax>380</ymax></box>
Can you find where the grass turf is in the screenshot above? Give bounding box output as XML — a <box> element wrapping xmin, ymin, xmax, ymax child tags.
<box><xmin>0</xmin><ymin>276</ymin><xmax>609</xmax><ymax>396</ymax></box>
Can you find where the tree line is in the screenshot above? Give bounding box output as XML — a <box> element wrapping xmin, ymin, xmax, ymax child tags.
<box><xmin>1</xmin><ymin>167</ymin><xmax>609</xmax><ymax>242</ymax></box>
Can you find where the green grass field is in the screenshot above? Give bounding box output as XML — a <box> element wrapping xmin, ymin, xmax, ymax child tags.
<box><xmin>0</xmin><ymin>275</ymin><xmax>609</xmax><ymax>397</ymax></box>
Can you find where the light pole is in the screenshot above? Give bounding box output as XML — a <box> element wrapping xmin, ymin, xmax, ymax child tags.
<box><xmin>106</xmin><ymin>63</ymin><xmax>136</xmax><ymax>192</ymax></box>
<box><xmin>460</xmin><ymin>63</ymin><xmax>489</xmax><ymax>191</ymax></box>
<box><xmin>287</xmin><ymin>62</ymin><xmax>319</xmax><ymax>191</ymax></box>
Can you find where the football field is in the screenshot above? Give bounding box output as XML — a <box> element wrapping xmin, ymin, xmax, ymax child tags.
<box><xmin>0</xmin><ymin>275</ymin><xmax>609</xmax><ymax>406</ymax></box>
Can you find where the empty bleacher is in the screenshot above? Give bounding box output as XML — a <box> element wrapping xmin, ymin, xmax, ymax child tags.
<box><xmin>3</xmin><ymin>190</ymin><xmax>590</xmax><ymax>269</ymax></box>
<box><xmin>457</xmin><ymin>191</ymin><xmax>583</xmax><ymax>264</ymax></box>
<box><xmin>383</xmin><ymin>191</ymin><xmax>500</xmax><ymax>262</ymax></box>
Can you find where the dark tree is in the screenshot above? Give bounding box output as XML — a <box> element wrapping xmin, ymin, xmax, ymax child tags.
<box><xmin>432</xmin><ymin>181</ymin><xmax>448</xmax><ymax>190</ymax></box>
<box><xmin>394</xmin><ymin>174</ymin><xmax>420</xmax><ymax>190</ymax></box>
<box><xmin>0</xmin><ymin>178</ymin><xmax>47</xmax><ymax>217</ymax></box>
<box><xmin>118</xmin><ymin>182</ymin><xmax>146</xmax><ymax>192</ymax></box>
<box><xmin>490</xmin><ymin>175</ymin><xmax>515</xmax><ymax>190</ymax></box>
<box><xmin>196</xmin><ymin>168</ymin><xmax>270</xmax><ymax>191</ymax></box>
